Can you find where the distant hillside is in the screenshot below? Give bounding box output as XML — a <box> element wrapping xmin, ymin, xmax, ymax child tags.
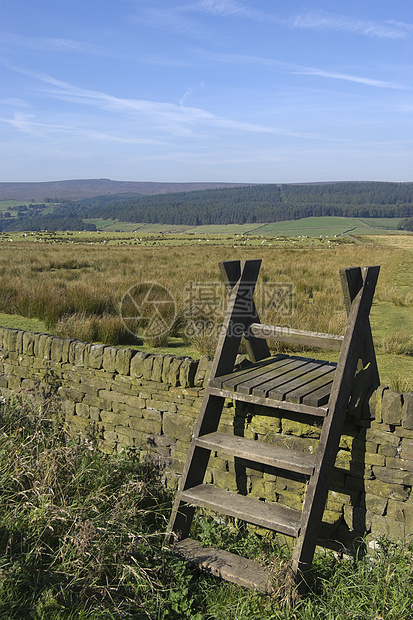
<box><xmin>0</xmin><ymin>179</ymin><xmax>252</xmax><ymax>201</ymax></box>
<box><xmin>79</xmin><ymin>182</ymin><xmax>413</xmax><ymax>226</ymax></box>
<box><xmin>1</xmin><ymin>180</ymin><xmax>412</xmax><ymax>232</ymax></box>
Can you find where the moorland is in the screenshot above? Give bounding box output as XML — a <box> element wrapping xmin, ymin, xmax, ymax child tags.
<box><xmin>0</xmin><ymin>228</ymin><xmax>412</xmax><ymax>390</ymax></box>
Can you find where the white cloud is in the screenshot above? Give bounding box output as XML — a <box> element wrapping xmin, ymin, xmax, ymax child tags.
<box><xmin>294</xmin><ymin>67</ymin><xmax>410</xmax><ymax>90</ymax></box>
<box><xmin>0</xmin><ymin>32</ymin><xmax>108</xmax><ymax>55</ymax></box>
<box><xmin>0</xmin><ymin>110</ymin><xmax>168</xmax><ymax>144</ymax></box>
<box><xmin>202</xmin><ymin>51</ymin><xmax>411</xmax><ymax>91</ymax></box>
<box><xmin>4</xmin><ymin>65</ymin><xmax>339</xmax><ymax>142</ymax></box>
<box><xmin>197</xmin><ymin>0</ymin><xmax>261</xmax><ymax>19</ymax></box>
<box><xmin>290</xmin><ymin>10</ymin><xmax>412</xmax><ymax>39</ymax></box>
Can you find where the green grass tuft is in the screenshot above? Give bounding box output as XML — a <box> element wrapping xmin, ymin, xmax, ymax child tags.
<box><xmin>0</xmin><ymin>394</ymin><xmax>412</xmax><ymax>619</ymax></box>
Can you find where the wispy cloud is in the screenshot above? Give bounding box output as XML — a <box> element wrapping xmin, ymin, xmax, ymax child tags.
<box><xmin>294</xmin><ymin>66</ymin><xmax>408</xmax><ymax>90</ymax></box>
<box><xmin>196</xmin><ymin>0</ymin><xmax>262</xmax><ymax>19</ymax></box>
<box><xmin>0</xmin><ymin>32</ymin><xmax>108</xmax><ymax>55</ymax></box>
<box><xmin>203</xmin><ymin>51</ymin><xmax>411</xmax><ymax>90</ymax></box>
<box><xmin>0</xmin><ymin>110</ymin><xmax>168</xmax><ymax>144</ymax></box>
<box><xmin>290</xmin><ymin>10</ymin><xmax>413</xmax><ymax>39</ymax></box>
<box><xmin>4</xmin><ymin>65</ymin><xmax>334</xmax><ymax>141</ymax></box>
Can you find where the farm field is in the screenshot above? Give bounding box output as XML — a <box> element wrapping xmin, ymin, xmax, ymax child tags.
<box><xmin>0</xmin><ymin>231</ymin><xmax>412</xmax><ymax>389</ymax></box>
<box><xmin>81</xmin><ymin>216</ymin><xmax>406</xmax><ymax>236</ymax></box>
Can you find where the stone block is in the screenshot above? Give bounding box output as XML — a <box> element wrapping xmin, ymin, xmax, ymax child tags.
<box><xmin>365</xmin><ymin>494</ymin><xmax>387</xmax><ymax>515</ymax></box>
<box><xmin>112</xmin><ymin>401</ymin><xmax>144</xmax><ymax>417</ymax></box>
<box><xmin>88</xmin><ymin>344</ymin><xmax>105</xmax><ymax>369</ymax></box>
<box><xmin>371</xmin><ymin>513</ymin><xmax>406</xmax><ymax>542</ymax></box>
<box><xmin>142</xmin><ymin>409</ymin><xmax>162</xmax><ymax>423</ymax></box>
<box><xmin>6</xmin><ymin>330</ymin><xmax>19</xmax><ymax>352</ymax></box>
<box><xmin>103</xmin><ymin>430</ymin><xmax>119</xmax><ymax>442</ymax></box>
<box><xmin>89</xmin><ymin>406</ymin><xmax>100</xmax><ymax>421</ymax></box>
<box><xmin>386</xmin><ymin>457</ymin><xmax>413</xmax><ymax>473</ymax></box>
<box><xmin>142</xmin><ymin>355</ymin><xmax>154</xmax><ymax>380</ymax></box>
<box><xmin>401</xmin><ymin>438</ymin><xmax>413</xmax><ymax>461</ymax></box>
<box><xmin>21</xmin><ymin>379</ymin><xmax>37</xmax><ymax>391</ymax></box>
<box><xmin>130</xmin><ymin>352</ymin><xmax>149</xmax><ymax>378</ymax></box>
<box><xmin>382</xmin><ymin>390</ymin><xmax>403</xmax><ymax>426</ymax></box>
<box><xmin>129</xmin><ymin>416</ymin><xmax>162</xmax><ymax>435</ymax></box>
<box><xmin>378</xmin><ymin>444</ymin><xmax>400</xmax><ymax>458</ymax></box>
<box><xmin>148</xmin><ymin>399</ymin><xmax>177</xmax><ymax>413</ymax></box>
<box><xmin>167</xmin><ymin>357</ymin><xmax>182</xmax><ymax>387</ymax></box>
<box><xmin>161</xmin><ymin>355</ymin><xmax>174</xmax><ymax>384</ymax></box>
<box><xmin>122</xmin><ymin>394</ymin><xmax>145</xmax><ymax>409</ymax></box>
<box><xmin>387</xmin><ymin>500</ymin><xmax>413</xmax><ymax>537</ymax></box>
<box><xmin>343</xmin><ymin>505</ymin><xmax>367</xmax><ymax>532</ymax></box>
<box><xmin>368</xmin><ymin>385</ymin><xmax>387</xmax><ymax>423</ymax></box>
<box><xmin>75</xmin><ymin>402</ymin><xmax>90</xmax><ymax>418</ymax></box>
<box><xmin>194</xmin><ymin>355</ymin><xmax>212</xmax><ymax>387</ymax></box>
<box><xmin>179</xmin><ymin>358</ymin><xmax>197</xmax><ymax>387</ymax></box>
<box><xmin>82</xmin><ymin>393</ymin><xmax>112</xmax><ymax>409</ymax></box>
<box><xmin>163</xmin><ymin>412</ymin><xmax>194</xmax><ymax>442</ymax></box>
<box><xmin>212</xmin><ymin>469</ymin><xmax>239</xmax><ymax>492</ymax></box>
<box><xmin>365</xmin><ymin>427</ymin><xmax>400</xmax><ymax>447</ymax></box>
<box><xmin>115</xmin><ymin>431</ymin><xmax>136</xmax><ymax>447</ymax></box>
<box><xmin>365</xmin><ymin>479</ymin><xmax>409</xmax><ymax>502</ymax></box>
<box><xmin>402</xmin><ymin>392</ymin><xmax>413</xmax><ymax>430</ymax></box>
<box><xmin>115</xmin><ymin>348</ymin><xmax>133</xmax><ymax>375</ymax></box>
<box><xmin>98</xmin><ymin>389</ymin><xmax>125</xmax><ymax>404</ymax></box>
<box><xmin>22</xmin><ymin>332</ymin><xmax>35</xmax><ymax>356</ymax></box>
<box><xmin>100</xmin><ymin>410</ymin><xmax>130</xmax><ymax>427</ymax></box>
<box><xmin>50</xmin><ymin>338</ymin><xmax>64</xmax><ymax>363</ymax></box>
<box><xmin>372</xmin><ymin>466</ymin><xmax>413</xmax><ymax>486</ymax></box>
<box><xmin>57</xmin><ymin>385</ymin><xmax>84</xmax><ymax>403</ymax></box>
<box><xmin>364</xmin><ymin>453</ymin><xmax>386</xmax><ymax>466</ymax></box>
<box><xmin>151</xmin><ymin>355</ymin><xmax>164</xmax><ymax>383</ymax></box>
<box><xmin>103</xmin><ymin>347</ymin><xmax>117</xmax><ymax>372</ymax></box>
<box><xmin>40</xmin><ymin>335</ymin><xmax>53</xmax><ymax>360</ymax></box>
<box><xmin>281</xmin><ymin>418</ymin><xmax>321</xmax><ymax>437</ymax></box>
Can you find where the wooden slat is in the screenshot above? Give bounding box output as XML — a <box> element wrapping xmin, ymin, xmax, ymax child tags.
<box><xmin>236</xmin><ymin>356</ymin><xmax>312</xmax><ymax>395</ymax></box>
<box><xmin>252</xmin><ymin>359</ymin><xmax>328</xmax><ymax>398</ymax></box>
<box><xmin>194</xmin><ymin>432</ymin><xmax>315</xmax><ymax>475</ymax></box>
<box><xmin>249</xmin><ymin>323</ymin><xmax>344</xmax><ymax>350</ymax></box>
<box><xmin>174</xmin><ymin>538</ymin><xmax>272</xmax><ymax>593</ymax></box>
<box><xmin>302</xmin><ymin>381</ymin><xmax>334</xmax><ymax>407</ymax></box>
<box><xmin>207</xmin><ymin>385</ymin><xmax>329</xmax><ymax>417</ymax></box>
<box><xmin>180</xmin><ymin>484</ymin><xmax>301</xmax><ymax>537</ymax></box>
<box><xmin>209</xmin><ymin>355</ymin><xmax>287</xmax><ymax>390</ymax></box>
<box><xmin>269</xmin><ymin>364</ymin><xmax>336</xmax><ymax>402</ymax></box>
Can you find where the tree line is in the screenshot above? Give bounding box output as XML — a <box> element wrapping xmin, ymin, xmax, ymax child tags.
<box><xmin>1</xmin><ymin>181</ymin><xmax>412</xmax><ymax>231</ymax></box>
<box><xmin>79</xmin><ymin>182</ymin><xmax>413</xmax><ymax>226</ymax></box>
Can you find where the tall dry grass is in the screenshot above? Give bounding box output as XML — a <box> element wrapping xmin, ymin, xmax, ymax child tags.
<box><xmin>0</xmin><ymin>240</ymin><xmax>397</xmax><ymax>352</ymax></box>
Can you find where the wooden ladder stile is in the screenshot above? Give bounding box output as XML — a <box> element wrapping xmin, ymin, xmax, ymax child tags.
<box><xmin>167</xmin><ymin>259</ymin><xmax>380</xmax><ymax>594</ymax></box>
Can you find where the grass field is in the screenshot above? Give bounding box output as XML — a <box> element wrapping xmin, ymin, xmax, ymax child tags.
<box><xmin>0</xmin><ymin>230</ymin><xmax>412</xmax><ymax>388</ymax></box>
<box><xmin>1</xmin><ymin>394</ymin><xmax>412</xmax><ymax>619</ymax></box>
<box><xmin>82</xmin><ymin>216</ymin><xmax>406</xmax><ymax>236</ymax></box>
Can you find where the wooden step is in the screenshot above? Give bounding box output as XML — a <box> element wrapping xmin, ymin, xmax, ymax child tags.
<box><xmin>173</xmin><ymin>538</ymin><xmax>273</xmax><ymax>593</ymax></box>
<box><xmin>194</xmin><ymin>432</ymin><xmax>315</xmax><ymax>475</ymax></box>
<box><xmin>179</xmin><ymin>485</ymin><xmax>301</xmax><ymax>537</ymax></box>
<box><xmin>208</xmin><ymin>385</ymin><xmax>329</xmax><ymax>417</ymax></box>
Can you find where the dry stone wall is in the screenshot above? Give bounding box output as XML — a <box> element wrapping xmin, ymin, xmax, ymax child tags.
<box><xmin>1</xmin><ymin>326</ymin><xmax>412</xmax><ymax>550</ymax></box>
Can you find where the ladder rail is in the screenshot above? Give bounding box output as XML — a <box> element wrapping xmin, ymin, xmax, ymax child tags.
<box><xmin>168</xmin><ymin>260</ymin><xmax>380</xmax><ymax>592</ymax></box>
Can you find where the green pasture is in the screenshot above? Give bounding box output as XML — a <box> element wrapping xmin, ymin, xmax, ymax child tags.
<box><xmin>357</xmin><ymin>217</ymin><xmax>404</xmax><ymax>229</ymax></box>
<box><xmin>84</xmin><ymin>217</ymin><xmax>404</xmax><ymax>237</ymax></box>
<box><xmin>257</xmin><ymin>216</ymin><xmax>405</xmax><ymax>237</ymax></box>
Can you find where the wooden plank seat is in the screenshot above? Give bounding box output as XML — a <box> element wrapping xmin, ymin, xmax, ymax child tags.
<box><xmin>168</xmin><ymin>259</ymin><xmax>380</xmax><ymax>593</ymax></box>
<box><xmin>209</xmin><ymin>353</ymin><xmax>337</xmax><ymax>410</ymax></box>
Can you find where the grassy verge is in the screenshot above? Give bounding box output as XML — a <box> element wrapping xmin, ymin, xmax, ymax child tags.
<box><xmin>0</xmin><ymin>394</ymin><xmax>412</xmax><ymax>619</ymax></box>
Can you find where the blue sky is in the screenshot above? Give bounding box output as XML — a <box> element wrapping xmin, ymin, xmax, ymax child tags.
<box><xmin>0</xmin><ymin>0</ymin><xmax>412</xmax><ymax>183</ymax></box>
